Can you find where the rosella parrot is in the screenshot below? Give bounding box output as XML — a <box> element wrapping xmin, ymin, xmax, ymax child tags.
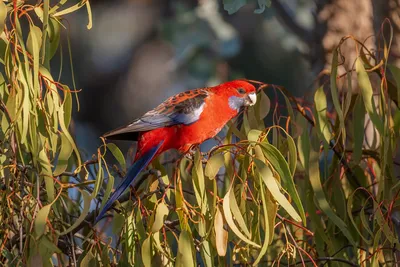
<box><xmin>95</xmin><ymin>80</ymin><xmax>259</xmax><ymax>224</ymax></box>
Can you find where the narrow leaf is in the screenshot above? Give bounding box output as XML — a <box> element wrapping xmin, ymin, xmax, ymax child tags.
<box><xmin>214</xmin><ymin>207</ymin><xmax>228</xmax><ymax>256</ymax></box>
<box><xmin>222</xmin><ymin>187</ymin><xmax>260</xmax><ymax>248</ymax></box>
<box><xmin>107</xmin><ymin>143</ymin><xmax>126</xmax><ymax>171</ymax></box>
<box><xmin>35</xmin><ymin>204</ymin><xmax>51</xmax><ymax>237</ymax></box>
<box><xmin>254</xmin><ymin>159</ymin><xmax>301</xmax><ymax>222</ymax></box>
<box><xmin>356</xmin><ymin>57</ymin><xmax>383</xmax><ymax>134</ymax></box>
<box><xmin>176</xmin><ymin>229</ymin><xmax>195</xmax><ymax>267</ymax></box>
<box><xmin>59</xmin><ymin>190</ymin><xmax>92</xmax><ymax>235</ymax></box>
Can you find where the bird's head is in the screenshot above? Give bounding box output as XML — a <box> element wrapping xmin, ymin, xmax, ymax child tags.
<box><xmin>214</xmin><ymin>80</ymin><xmax>261</xmax><ymax>111</ymax></box>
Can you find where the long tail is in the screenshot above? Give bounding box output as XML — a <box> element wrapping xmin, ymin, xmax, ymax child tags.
<box><xmin>94</xmin><ymin>141</ymin><xmax>164</xmax><ymax>225</ymax></box>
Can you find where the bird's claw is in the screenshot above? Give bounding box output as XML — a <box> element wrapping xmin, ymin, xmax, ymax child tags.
<box><xmin>184</xmin><ymin>145</ymin><xmax>198</xmax><ymax>160</ymax></box>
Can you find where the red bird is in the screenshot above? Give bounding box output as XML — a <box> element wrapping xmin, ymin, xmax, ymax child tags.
<box><xmin>95</xmin><ymin>80</ymin><xmax>258</xmax><ymax>223</ymax></box>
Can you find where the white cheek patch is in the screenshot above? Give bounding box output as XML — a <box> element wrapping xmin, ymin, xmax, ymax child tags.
<box><xmin>228</xmin><ymin>96</ymin><xmax>244</xmax><ymax>111</ymax></box>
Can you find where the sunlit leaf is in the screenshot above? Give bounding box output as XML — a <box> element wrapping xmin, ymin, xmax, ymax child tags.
<box><xmin>53</xmin><ymin>132</ymin><xmax>73</xmax><ymax>176</ymax></box>
<box><xmin>356</xmin><ymin>57</ymin><xmax>383</xmax><ymax>134</ymax></box>
<box><xmin>35</xmin><ymin>204</ymin><xmax>51</xmax><ymax>237</ymax></box>
<box><xmin>314</xmin><ymin>86</ymin><xmax>332</xmax><ymax>144</ymax></box>
<box><xmin>176</xmin><ymin>229</ymin><xmax>195</xmax><ymax>267</ymax></box>
<box><xmin>205</xmin><ymin>153</ymin><xmax>224</xmax><ymax>179</ymax></box>
<box><xmin>0</xmin><ymin>1</ymin><xmax>6</xmax><ymax>35</ymax></box>
<box><xmin>150</xmin><ymin>202</ymin><xmax>169</xmax><ymax>233</ymax></box>
<box><xmin>330</xmin><ymin>49</ymin><xmax>345</xmax><ymax>138</ymax></box>
<box><xmin>253</xmin><ymin>162</ymin><xmax>270</xmax><ymax>265</ymax></box>
<box><xmin>222</xmin><ymin>186</ymin><xmax>260</xmax><ymax>248</ymax></box>
<box><xmin>254</xmin><ymin>158</ymin><xmax>301</xmax><ymax>221</ymax></box>
<box><xmin>106</xmin><ymin>142</ymin><xmax>126</xmax><ymax>171</ymax></box>
<box><xmin>214</xmin><ymin>206</ymin><xmax>228</xmax><ymax>256</ymax></box>
<box><xmin>38</xmin><ymin>149</ymin><xmax>55</xmax><ymax>202</ymax></box>
<box><xmin>260</xmin><ymin>143</ymin><xmax>306</xmax><ymax>223</ymax></box>
<box><xmin>352</xmin><ymin>95</ymin><xmax>365</xmax><ymax>164</ymax></box>
<box><xmin>142</xmin><ymin>236</ymin><xmax>152</xmax><ymax>267</ymax></box>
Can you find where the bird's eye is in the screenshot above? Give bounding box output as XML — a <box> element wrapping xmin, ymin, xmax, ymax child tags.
<box><xmin>237</xmin><ymin>88</ymin><xmax>246</xmax><ymax>94</ymax></box>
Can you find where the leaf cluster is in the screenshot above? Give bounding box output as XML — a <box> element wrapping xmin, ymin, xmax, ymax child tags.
<box><xmin>1</xmin><ymin>2</ymin><xmax>400</xmax><ymax>267</ymax></box>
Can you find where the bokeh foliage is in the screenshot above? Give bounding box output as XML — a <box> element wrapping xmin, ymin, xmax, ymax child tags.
<box><xmin>1</xmin><ymin>1</ymin><xmax>400</xmax><ymax>266</ymax></box>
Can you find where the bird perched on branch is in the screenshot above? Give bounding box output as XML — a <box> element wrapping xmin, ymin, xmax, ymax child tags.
<box><xmin>95</xmin><ymin>80</ymin><xmax>261</xmax><ymax>224</ymax></box>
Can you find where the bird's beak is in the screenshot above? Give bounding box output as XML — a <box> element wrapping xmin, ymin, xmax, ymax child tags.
<box><xmin>245</xmin><ymin>92</ymin><xmax>257</xmax><ymax>106</ymax></box>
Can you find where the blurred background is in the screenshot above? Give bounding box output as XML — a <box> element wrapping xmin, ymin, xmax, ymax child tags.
<box><xmin>57</xmin><ymin>0</ymin><xmax>400</xmax><ymax>154</ymax></box>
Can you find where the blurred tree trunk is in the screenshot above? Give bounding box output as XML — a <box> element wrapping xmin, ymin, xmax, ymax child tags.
<box><xmin>372</xmin><ymin>0</ymin><xmax>400</xmax><ymax>65</ymax></box>
<box><xmin>272</xmin><ymin>0</ymin><xmax>394</xmax><ymax>74</ymax></box>
<box><xmin>315</xmin><ymin>0</ymin><xmax>375</xmax><ymax>71</ymax></box>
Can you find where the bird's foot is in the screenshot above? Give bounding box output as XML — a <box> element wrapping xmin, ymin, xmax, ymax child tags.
<box><xmin>183</xmin><ymin>145</ymin><xmax>198</xmax><ymax>160</ymax></box>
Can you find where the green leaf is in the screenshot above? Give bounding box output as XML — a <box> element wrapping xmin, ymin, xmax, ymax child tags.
<box><xmin>356</xmin><ymin>57</ymin><xmax>384</xmax><ymax>134</ymax></box>
<box><xmin>176</xmin><ymin>229</ymin><xmax>195</xmax><ymax>267</ymax></box>
<box><xmin>59</xmin><ymin>190</ymin><xmax>92</xmax><ymax>235</ymax></box>
<box><xmin>248</xmin><ymin>129</ymin><xmax>263</xmax><ymax>142</ymax></box>
<box><xmin>257</xmin><ymin>89</ymin><xmax>270</xmax><ymax>121</ymax></box>
<box><xmin>48</xmin><ymin>18</ymin><xmax>61</xmax><ymax>60</ymax></box>
<box><xmin>286</xmin><ymin>133</ymin><xmax>297</xmax><ymax>176</ymax></box>
<box><xmin>150</xmin><ymin>202</ymin><xmax>169</xmax><ymax>233</ymax></box>
<box><xmin>38</xmin><ymin>148</ymin><xmax>55</xmax><ymax>202</ymax></box>
<box><xmin>222</xmin><ymin>187</ymin><xmax>260</xmax><ymax>248</ymax></box>
<box><xmin>0</xmin><ymin>1</ymin><xmax>6</xmax><ymax>35</ymax></box>
<box><xmin>85</xmin><ymin>0</ymin><xmax>92</xmax><ymax>29</ymax></box>
<box><xmin>307</xmin><ymin>133</ymin><xmax>356</xmax><ymax>246</ymax></box>
<box><xmin>141</xmin><ymin>236</ymin><xmax>152</xmax><ymax>267</ymax></box>
<box><xmin>29</xmin><ymin>253</ymin><xmax>44</xmax><ymax>267</ymax></box>
<box><xmin>214</xmin><ymin>206</ymin><xmax>228</xmax><ymax>256</ymax></box>
<box><xmin>389</xmin><ymin>64</ymin><xmax>400</xmax><ymax>111</ymax></box>
<box><xmin>374</xmin><ymin>204</ymin><xmax>399</xmax><ymax>245</ymax></box>
<box><xmin>63</xmin><ymin>89</ymin><xmax>72</xmax><ymax>128</ymax></box>
<box><xmin>112</xmin><ymin>213</ymin><xmax>125</xmax><ymax>235</ymax></box>
<box><xmin>192</xmin><ymin>150</ymin><xmax>206</xmax><ymax>215</ymax></box>
<box><xmin>347</xmin><ymin>192</ymin><xmax>372</xmax><ymax>244</ymax></box>
<box><xmin>53</xmin><ymin>132</ymin><xmax>73</xmax><ymax>176</ymax></box>
<box><xmin>254</xmin><ymin>159</ymin><xmax>301</xmax><ymax>222</ymax></box>
<box><xmin>106</xmin><ymin>143</ymin><xmax>126</xmax><ymax>172</ymax></box>
<box><xmin>330</xmin><ymin>49</ymin><xmax>345</xmax><ymax>137</ymax></box>
<box><xmin>205</xmin><ymin>154</ymin><xmax>224</xmax><ymax>179</ymax></box>
<box><xmin>39</xmin><ymin>235</ymin><xmax>62</xmax><ymax>254</ymax></box>
<box><xmin>80</xmin><ymin>250</ymin><xmax>95</xmax><ymax>267</ymax></box>
<box><xmin>352</xmin><ymin>95</ymin><xmax>365</xmax><ymax>164</ymax></box>
<box><xmin>91</xmin><ymin>156</ymin><xmax>103</xmax><ymax>198</ymax></box>
<box><xmin>259</xmin><ymin>143</ymin><xmax>306</xmax><ymax>223</ymax></box>
<box><xmin>252</xmin><ymin>162</ymin><xmax>270</xmax><ymax>265</ymax></box>
<box><xmin>35</xmin><ymin>204</ymin><xmax>51</xmax><ymax>237</ymax></box>
<box><xmin>53</xmin><ymin>0</ymin><xmax>89</xmax><ymax>17</ymax></box>
<box><xmin>41</xmin><ymin>0</ymin><xmax>49</xmax><ymax>67</ymax></box>
<box><xmin>314</xmin><ymin>86</ymin><xmax>332</xmax><ymax>144</ymax></box>
<box><xmin>223</xmin><ymin>0</ymin><xmax>247</xmax><ymax>14</ymax></box>
<box><xmin>27</xmin><ymin>24</ymin><xmax>42</xmax><ymax>99</ymax></box>
<box><xmin>254</xmin><ymin>0</ymin><xmax>271</xmax><ymax>14</ymax></box>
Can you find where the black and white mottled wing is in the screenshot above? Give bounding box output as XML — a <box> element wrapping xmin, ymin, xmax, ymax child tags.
<box><xmin>103</xmin><ymin>89</ymin><xmax>210</xmax><ymax>140</ymax></box>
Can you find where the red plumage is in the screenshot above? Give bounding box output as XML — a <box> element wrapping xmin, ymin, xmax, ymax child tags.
<box><xmin>129</xmin><ymin>80</ymin><xmax>257</xmax><ymax>159</ymax></box>
<box><xmin>95</xmin><ymin>80</ymin><xmax>258</xmax><ymax>223</ymax></box>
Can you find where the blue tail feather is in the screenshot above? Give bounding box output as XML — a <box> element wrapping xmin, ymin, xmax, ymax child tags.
<box><xmin>94</xmin><ymin>141</ymin><xmax>163</xmax><ymax>225</ymax></box>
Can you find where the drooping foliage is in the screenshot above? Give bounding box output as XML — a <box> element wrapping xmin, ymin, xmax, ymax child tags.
<box><xmin>1</xmin><ymin>1</ymin><xmax>400</xmax><ymax>266</ymax></box>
